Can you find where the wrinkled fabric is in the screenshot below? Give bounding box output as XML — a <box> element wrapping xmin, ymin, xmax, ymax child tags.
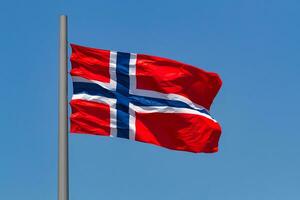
<box><xmin>70</xmin><ymin>44</ymin><xmax>222</xmax><ymax>153</ymax></box>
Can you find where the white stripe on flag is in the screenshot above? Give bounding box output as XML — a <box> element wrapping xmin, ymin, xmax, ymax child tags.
<box><xmin>129</xmin><ymin>103</ymin><xmax>215</xmax><ymax>121</ymax></box>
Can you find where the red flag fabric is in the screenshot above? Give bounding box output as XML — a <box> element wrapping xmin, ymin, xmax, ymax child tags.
<box><xmin>70</xmin><ymin>44</ymin><xmax>222</xmax><ymax>153</ymax></box>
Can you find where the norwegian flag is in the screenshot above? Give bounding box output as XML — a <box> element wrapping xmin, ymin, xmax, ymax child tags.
<box><xmin>70</xmin><ymin>44</ymin><xmax>222</xmax><ymax>153</ymax></box>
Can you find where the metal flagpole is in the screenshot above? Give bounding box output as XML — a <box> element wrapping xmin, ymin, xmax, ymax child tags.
<box><xmin>58</xmin><ymin>15</ymin><xmax>69</xmax><ymax>200</ymax></box>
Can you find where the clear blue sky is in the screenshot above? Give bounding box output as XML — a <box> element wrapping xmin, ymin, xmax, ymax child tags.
<box><xmin>1</xmin><ymin>0</ymin><xmax>299</xmax><ymax>199</ymax></box>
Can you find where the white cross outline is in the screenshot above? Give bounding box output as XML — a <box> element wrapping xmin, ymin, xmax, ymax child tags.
<box><xmin>72</xmin><ymin>51</ymin><xmax>216</xmax><ymax>141</ymax></box>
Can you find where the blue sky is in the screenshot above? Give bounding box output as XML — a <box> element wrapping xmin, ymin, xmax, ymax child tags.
<box><xmin>1</xmin><ymin>0</ymin><xmax>300</xmax><ymax>199</ymax></box>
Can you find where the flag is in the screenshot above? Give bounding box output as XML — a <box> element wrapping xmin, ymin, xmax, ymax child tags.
<box><xmin>70</xmin><ymin>44</ymin><xmax>222</xmax><ymax>153</ymax></box>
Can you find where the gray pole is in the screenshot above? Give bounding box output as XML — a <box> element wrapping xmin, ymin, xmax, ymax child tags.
<box><xmin>58</xmin><ymin>15</ymin><xmax>68</xmax><ymax>200</ymax></box>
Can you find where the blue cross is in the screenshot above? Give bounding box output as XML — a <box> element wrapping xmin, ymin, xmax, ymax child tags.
<box><xmin>73</xmin><ymin>52</ymin><xmax>210</xmax><ymax>139</ymax></box>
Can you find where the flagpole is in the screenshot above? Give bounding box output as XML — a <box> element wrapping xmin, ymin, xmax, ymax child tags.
<box><xmin>58</xmin><ymin>15</ymin><xmax>69</xmax><ymax>200</ymax></box>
